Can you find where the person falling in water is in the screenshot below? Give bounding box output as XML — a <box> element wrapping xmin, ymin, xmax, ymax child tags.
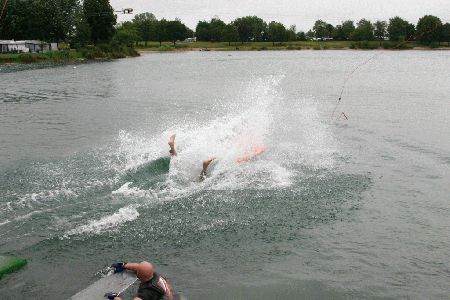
<box><xmin>168</xmin><ymin>134</ymin><xmax>215</xmax><ymax>180</ymax></box>
<box><xmin>168</xmin><ymin>133</ymin><xmax>265</xmax><ymax>180</ymax></box>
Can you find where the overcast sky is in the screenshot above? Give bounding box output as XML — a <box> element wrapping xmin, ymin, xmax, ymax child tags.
<box><xmin>111</xmin><ymin>0</ymin><xmax>450</xmax><ymax>31</ymax></box>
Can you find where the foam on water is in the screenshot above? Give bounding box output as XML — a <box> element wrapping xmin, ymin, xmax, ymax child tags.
<box><xmin>1</xmin><ymin>75</ymin><xmax>339</xmax><ymax>238</ymax></box>
<box><xmin>112</xmin><ymin>182</ymin><xmax>154</xmax><ymax>198</ymax></box>
<box><xmin>113</xmin><ymin>75</ymin><xmax>338</xmax><ymax>203</ymax></box>
<box><xmin>64</xmin><ymin>206</ymin><xmax>140</xmax><ymax>237</ymax></box>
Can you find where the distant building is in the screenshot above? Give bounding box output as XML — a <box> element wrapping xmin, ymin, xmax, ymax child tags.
<box><xmin>184</xmin><ymin>37</ymin><xmax>197</xmax><ymax>42</ymax></box>
<box><xmin>24</xmin><ymin>40</ymin><xmax>50</xmax><ymax>52</ymax></box>
<box><xmin>0</xmin><ymin>40</ymin><xmax>29</xmax><ymax>53</ymax></box>
<box><xmin>0</xmin><ymin>40</ymin><xmax>58</xmax><ymax>53</ymax></box>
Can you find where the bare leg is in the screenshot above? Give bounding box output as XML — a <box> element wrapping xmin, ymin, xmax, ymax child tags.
<box><xmin>199</xmin><ymin>157</ymin><xmax>215</xmax><ymax>180</ymax></box>
<box><xmin>168</xmin><ymin>134</ymin><xmax>177</xmax><ymax>156</ymax></box>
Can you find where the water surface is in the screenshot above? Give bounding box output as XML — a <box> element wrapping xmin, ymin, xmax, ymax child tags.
<box><xmin>0</xmin><ymin>51</ymin><xmax>449</xmax><ymax>299</ymax></box>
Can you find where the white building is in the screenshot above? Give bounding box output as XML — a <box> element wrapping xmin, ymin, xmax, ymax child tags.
<box><xmin>0</xmin><ymin>40</ymin><xmax>29</xmax><ymax>53</ymax></box>
<box><xmin>184</xmin><ymin>37</ymin><xmax>197</xmax><ymax>42</ymax></box>
<box><xmin>24</xmin><ymin>40</ymin><xmax>50</xmax><ymax>52</ymax></box>
<box><xmin>0</xmin><ymin>40</ymin><xmax>58</xmax><ymax>53</ymax></box>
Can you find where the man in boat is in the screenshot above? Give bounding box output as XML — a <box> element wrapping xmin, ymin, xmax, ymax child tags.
<box><xmin>106</xmin><ymin>261</ymin><xmax>174</xmax><ymax>300</ymax></box>
<box><xmin>167</xmin><ymin>134</ymin><xmax>265</xmax><ymax>180</ymax></box>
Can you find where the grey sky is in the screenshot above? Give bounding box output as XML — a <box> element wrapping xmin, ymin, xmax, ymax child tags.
<box><xmin>111</xmin><ymin>0</ymin><xmax>450</xmax><ymax>31</ymax></box>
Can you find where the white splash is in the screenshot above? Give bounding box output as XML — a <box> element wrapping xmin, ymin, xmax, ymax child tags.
<box><xmin>112</xmin><ymin>75</ymin><xmax>338</xmax><ymax>201</ymax></box>
<box><xmin>112</xmin><ymin>182</ymin><xmax>148</xmax><ymax>197</ymax></box>
<box><xmin>64</xmin><ymin>206</ymin><xmax>139</xmax><ymax>237</ymax></box>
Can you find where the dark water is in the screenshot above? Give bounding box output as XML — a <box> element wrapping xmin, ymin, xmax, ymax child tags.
<box><xmin>0</xmin><ymin>51</ymin><xmax>449</xmax><ymax>299</ymax></box>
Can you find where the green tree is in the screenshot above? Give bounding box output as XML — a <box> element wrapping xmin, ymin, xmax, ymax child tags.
<box><xmin>209</xmin><ymin>18</ymin><xmax>226</xmax><ymax>41</ymax></box>
<box><xmin>232</xmin><ymin>16</ymin><xmax>267</xmax><ymax>43</ymax></box>
<box><xmin>40</xmin><ymin>0</ymin><xmax>80</xmax><ymax>42</ymax></box>
<box><xmin>440</xmin><ymin>23</ymin><xmax>450</xmax><ymax>46</ymax></box>
<box><xmin>0</xmin><ymin>0</ymin><xmax>81</xmax><ymax>42</ymax></box>
<box><xmin>305</xmin><ymin>30</ymin><xmax>314</xmax><ymax>40</ymax></box>
<box><xmin>232</xmin><ymin>17</ymin><xmax>251</xmax><ymax>43</ymax></box>
<box><xmin>388</xmin><ymin>16</ymin><xmax>415</xmax><ymax>41</ymax></box>
<box><xmin>0</xmin><ymin>0</ymin><xmax>32</xmax><ymax>39</ymax></box>
<box><xmin>296</xmin><ymin>31</ymin><xmax>307</xmax><ymax>41</ymax></box>
<box><xmin>73</xmin><ymin>11</ymin><xmax>92</xmax><ymax>47</ymax></box>
<box><xmin>113</xmin><ymin>22</ymin><xmax>139</xmax><ymax>47</ymax></box>
<box><xmin>268</xmin><ymin>21</ymin><xmax>287</xmax><ymax>45</ymax></box>
<box><xmin>195</xmin><ymin>20</ymin><xmax>211</xmax><ymax>41</ymax></box>
<box><xmin>332</xmin><ymin>25</ymin><xmax>345</xmax><ymax>40</ymax></box>
<box><xmin>166</xmin><ymin>19</ymin><xmax>188</xmax><ymax>46</ymax></box>
<box><xmin>341</xmin><ymin>20</ymin><xmax>355</xmax><ymax>40</ymax></box>
<box><xmin>351</xmin><ymin>19</ymin><xmax>374</xmax><ymax>41</ymax></box>
<box><xmin>83</xmin><ymin>0</ymin><xmax>116</xmax><ymax>44</ymax></box>
<box><xmin>325</xmin><ymin>23</ymin><xmax>334</xmax><ymax>38</ymax></box>
<box><xmin>313</xmin><ymin>19</ymin><xmax>328</xmax><ymax>39</ymax></box>
<box><xmin>222</xmin><ymin>24</ymin><xmax>239</xmax><ymax>45</ymax></box>
<box><xmin>154</xmin><ymin>19</ymin><xmax>168</xmax><ymax>46</ymax></box>
<box><xmin>416</xmin><ymin>15</ymin><xmax>442</xmax><ymax>44</ymax></box>
<box><xmin>287</xmin><ymin>25</ymin><xmax>297</xmax><ymax>41</ymax></box>
<box><xmin>374</xmin><ymin>20</ymin><xmax>387</xmax><ymax>43</ymax></box>
<box><xmin>132</xmin><ymin>12</ymin><xmax>157</xmax><ymax>46</ymax></box>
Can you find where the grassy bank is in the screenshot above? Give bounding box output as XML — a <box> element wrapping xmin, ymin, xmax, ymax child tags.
<box><xmin>137</xmin><ymin>40</ymin><xmax>450</xmax><ymax>52</ymax></box>
<box><xmin>0</xmin><ymin>45</ymin><xmax>139</xmax><ymax>65</ymax></box>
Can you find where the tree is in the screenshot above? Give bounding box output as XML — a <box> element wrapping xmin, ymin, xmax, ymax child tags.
<box><xmin>351</xmin><ymin>19</ymin><xmax>374</xmax><ymax>41</ymax></box>
<box><xmin>305</xmin><ymin>30</ymin><xmax>314</xmax><ymax>40</ymax></box>
<box><xmin>313</xmin><ymin>19</ymin><xmax>328</xmax><ymax>39</ymax></box>
<box><xmin>0</xmin><ymin>0</ymin><xmax>81</xmax><ymax>42</ymax></box>
<box><xmin>232</xmin><ymin>17</ymin><xmax>251</xmax><ymax>43</ymax></box>
<box><xmin>196</xmin><ymin>18</ymin><xmax>226</xmax><ymax>42</ymax></box>
<box><xmin>209</xmin><ymin>18</ymin><xmax>226</xmax><ymax>41</ymax></box>
<box><xmin>439</xmin><ymin>23</ymin><xmax>450</xmax><ymax>46</ymax></box>
<box><xmin>73</xmin><ymin>11</ymin><xmax>92</xmax><ymax>47</ymax></box>
<box><xmin>113</xmin><ymin>23</ymin><xmax>139</xmax><ymax>47</ymax></box>
<box><xmin>287</xmin><ymin>25</ymin><xmax>297</xmax><ymax>41</ymax></box>
<box><xmin>268</xmin><ymin>21</ymin><xmax>287</xmax><ymax>45</ymax></box>
<box><xmin>83</xmin><ymin>0</ymin><xmax>116</xmax><ymax>44</ymax></box>
<box><xmin>325</xmin><ymin>23</ymin><xmax>334</xmax><ymax>38</ymax></box>
<box><xmin>388</xmin><ymin>16</ymin><xmax>415</xmax><ymax>41</ymax></box>
<box><xmin>154</xmin><ymin>19</ymin><xmax>168</xmax><ymax>46</ymax></box>
<box><xmin>223</xmin><ymin>24</ymin><xmax>239</xmax><ymax>45</ymax></box>
<box><xmin>416</xmin><ymin>15</ymin><xmax>442</xmax><ymax>44</ymax></box>
<box><xmin>296</xmin><ymin>31</ymin><xmax>307</xmax><ymax>41</ymax></box>
<box><xmin>195</xmin><ymin>21</ymin><xmax>211</xmax><ymax>41</ymax></box>
<box><xmin>166</xmin><ymin>19</ymin><xmax>188</xmax><ymax>46</ymax></box>
<box><xmin>0</xmin><ymin>0</ymin><xmax>32</xmax><ymax>39</ymax></box>
<box><xmin>374</xmin><ymin>20</ymin><xmax>387</xmax><ymax>44</ymax></box>
<box><xmin>341</xmin><ymin>20</ymin><xmax>355</xmax><ymax>40</ymax></box>
<box><xmin>132</xmin><ymin>12</ymin><xmax>157</xmax><ymax>46</ymax></box>
<box><xmin>232</xmin><ymin>16</ymin><xmax>267</xmax><ymax>43</ymax></box>
<box><xmin>332</xmin><ymin>25</ymin><xmax>345</xmax><ymax>40</ymax></box>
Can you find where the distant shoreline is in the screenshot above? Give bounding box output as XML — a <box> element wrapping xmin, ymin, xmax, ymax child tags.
<box><xmin>137</xmin><ymin>46</ymin><xmax>450</xmax><ymax>53</ymax></box>
<box><xmin>2</xmin><ymin>42</ymin><xmax>448</xmax><ymax>65</ymax></box>
<box><xmin>135</xmin><ymin>41</ymin><xmax>450</xmax><ymax>53</ymax></box>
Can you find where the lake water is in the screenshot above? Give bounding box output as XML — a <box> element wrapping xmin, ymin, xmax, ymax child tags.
<box><xmin>0</xmin><ymin>51</ymin><xmax>449</xmax><ymax>299</ymax></box>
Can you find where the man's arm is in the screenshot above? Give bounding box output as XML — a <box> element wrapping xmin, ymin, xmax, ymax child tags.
<box><xmin>123</xmin><ymin>262</ymin><xmax>140</xmax><ymax>273</ymax></box>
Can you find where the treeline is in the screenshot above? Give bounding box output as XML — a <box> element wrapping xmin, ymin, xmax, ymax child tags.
<box><xmin>309</xmin><ymin>16</ymin><xmax>450</xmax><ymax>44</ymax></box>
<box><xmin>0</xmin><ymin>0</ymin><xmax>115</xmax><ymax>45</ymax></box>
<box><xmin>0</xmin><ymin>0</ymin><xmax>138</xmax><ymax>57</ymax></box>
<box><xmin>121</xmin><ymin>14</ymin><xmax>450</xmax><ymax>47</ymax></box>
<box><xmin>1</xmin><ymin>0</ymin><xmax>449</xmax><ymax>48</ymax></box>
<box><xmin>119</xmin><ymin>13</ymin><xmax>192</xmax><ymax>46</ymax></box>
<box><xmin>192</xmin><ymin>15</ymin><xmax>450</xmax><ymax>45</ymax></box>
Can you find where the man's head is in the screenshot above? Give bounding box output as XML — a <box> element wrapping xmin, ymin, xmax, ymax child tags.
<box><xmin>137</xmin><ymin>261</ymin><xmax>154</xmax><ymax>282</ymax></box>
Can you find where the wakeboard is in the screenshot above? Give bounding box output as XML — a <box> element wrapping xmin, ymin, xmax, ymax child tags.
<box><xmin>69</xmin><ymin>270</ymin><xmax>137</xmax><ymax>300</ymax></box>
